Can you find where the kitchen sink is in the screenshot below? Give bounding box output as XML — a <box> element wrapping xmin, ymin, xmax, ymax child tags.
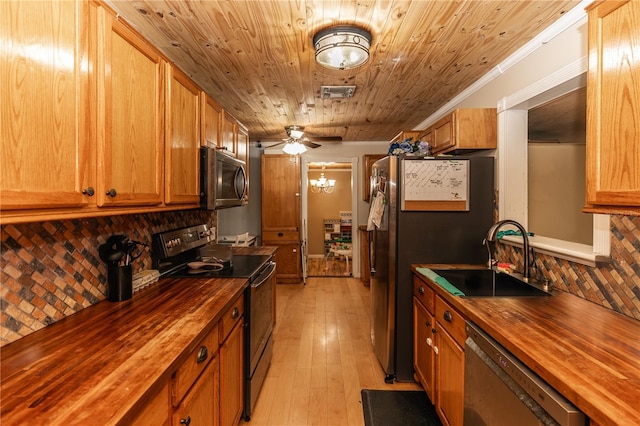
<box><xmin>429</xmin><ymin>268</ymin><xmax>553</xmax><ymax>298</ymax></box>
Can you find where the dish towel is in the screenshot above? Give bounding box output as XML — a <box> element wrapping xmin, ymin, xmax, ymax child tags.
<box><xmin>416</xmin><ymin>267</ymin><xmax>466</xmax><ymax>296</ymax></box>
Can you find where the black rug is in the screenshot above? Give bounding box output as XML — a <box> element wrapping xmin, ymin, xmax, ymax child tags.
<box><xmin>361</xmin><ymin>389</ymin><xmax>442</xmax><ymax>426</ymax></box>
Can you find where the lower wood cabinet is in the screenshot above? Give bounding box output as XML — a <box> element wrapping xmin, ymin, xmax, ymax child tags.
<box><xmin>173</xmin><ymin>358</ymin><xmax>219</xmax><ymax>426</ymax></box>
<box><xmin>219</xmin><ymin>294</ymin><xmax>245</xmax><ymax>426</ymax></box>
<box><xmin>129</xmin><ymin>382</ymin><xmax>171</xmax><ymax>426</ymax></box>
<box><xmin>413</xmin><ymin>273</ymin><xmax>466</xmax><ymax>426</ymax></box>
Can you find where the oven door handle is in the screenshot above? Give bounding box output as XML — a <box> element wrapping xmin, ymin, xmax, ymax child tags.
<box><xmin>251</xmin><ymin>261</ymin><xmax>276</xmax><ymax>288</ymax></box>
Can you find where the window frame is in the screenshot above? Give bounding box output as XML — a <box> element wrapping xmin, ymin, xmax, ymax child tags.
<box><xmin>496</xmin><ymin>57</ymin><xmax>610</xmax><ymax>266</ymax></box>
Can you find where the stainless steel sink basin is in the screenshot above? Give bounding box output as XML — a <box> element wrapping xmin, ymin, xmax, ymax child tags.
<box><xmin>430</xmin><ymin>268</ymin><xmax>553</xmax><ymax>298</ymax></box>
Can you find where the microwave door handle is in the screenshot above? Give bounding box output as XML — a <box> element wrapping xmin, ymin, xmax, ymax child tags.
<box><xmin>234</xmin><ymin>168</ymin><xmax>247</xmax><ymax>199</ymax></box>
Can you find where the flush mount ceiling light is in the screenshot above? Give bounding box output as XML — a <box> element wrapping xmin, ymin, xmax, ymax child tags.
<box><xmin>313</xmin><ymin>25</ymin><xmax>372</xmax><ymax>70</ymax></box>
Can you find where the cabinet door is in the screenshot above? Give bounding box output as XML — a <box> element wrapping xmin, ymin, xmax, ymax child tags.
<box><xmin>129</xmin><ymin>381</ymin><xmax>170</xmax><ymax>426</ymax></box>
<box><xmin>264</xmin><ymin>241</ymin><xmax>301</xmax><ymax>282</ymax></box>
<box><xmin>413</xmin><ymin>299</ymin><xmax>435</xmax><ymax>401</ymax></box>
<box><xmin>261</xmin><ymin>155</ymin><xmax>301</xmax><ymax>231</ymax></box>
<box><xmin>220</xmin><ymin>112</ymin><xmax>237</xmax><ymax>155</ymax></box>
<box><xmin>1</xmin><ymin>0</ymin><xmax>91</xmax><ymax>211</ymax></box>
<box><xmin>236</xmin><ymin>124</ymin><xmax>249</xmax><ymax>202</ymax></box>
<box><xmin>165</xmin><ymin>64</ymin><xmax>200</xmax><ymax>205</ymax></box>
<box><xmin>220</xmin><ymin>319</ymin><xmax>244</xmax><ymax>426</ymax></box>
<box><xmin>432</xmin><ymin>115</ymin><xmax>454</xmax><ymax>153</ymax></box>
<box><xmin>585</xmin><ymin>0</ymin><xmax>640</xmax><ymax>212</ymax></box>
<box><xmin>201</xmin><ymin>93</ymin><xmax>222</xmax><ymax>148</ymax></box>
<box><xmin>434</xmin><ymin>324</ymin><xmax>465</xmax><ymax>426</ymax></box>
<box><xmin>173</xmin><ymin>356</ymin><xmax>219</xmax><ymax>426</ymax></box>
<box><xmin>96</xmin><ymin>7</ymin><xmax>164</xmax><ymax>207</ymax></box>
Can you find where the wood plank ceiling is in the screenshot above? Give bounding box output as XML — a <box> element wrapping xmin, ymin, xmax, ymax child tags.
<box><xmin>104</xmin><ymin>0</ymin><xmax>582</xmax><ymax>143</ymax></box>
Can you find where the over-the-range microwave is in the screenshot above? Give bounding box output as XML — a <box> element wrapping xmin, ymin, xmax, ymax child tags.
<box><xmin>200</xmin><ymin>147</ymin><xmax>247</xmax><ymax>210</ymax></box>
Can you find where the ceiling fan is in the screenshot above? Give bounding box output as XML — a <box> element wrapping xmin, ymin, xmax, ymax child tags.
<box><xmin>258</xmin><ymin>125</ymin><xmax>343</xmax><ymax>152</ymax></box>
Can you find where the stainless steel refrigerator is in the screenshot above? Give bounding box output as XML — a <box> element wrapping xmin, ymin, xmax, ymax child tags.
<box><xmin>368</xmin><ymin>155</ymin><xmax>494</xmax><ymax>382</ymax></box>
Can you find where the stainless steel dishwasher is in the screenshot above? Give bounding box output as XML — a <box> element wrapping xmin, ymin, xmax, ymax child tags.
<box><xmin>464</xmin><ymin>322</ymin><xmax>586</xmax><ymax>426</ymax></box>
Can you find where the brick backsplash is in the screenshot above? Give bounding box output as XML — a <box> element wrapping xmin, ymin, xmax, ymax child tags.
<box><xmin>495</xmin><ymin>215</ymin><xmax>640</xmax><ymax>320</ymax></box>
<box><xmin>0</xmin><ymin>210</ymin><xmax>215</xmax><ymax>346</ymax></box>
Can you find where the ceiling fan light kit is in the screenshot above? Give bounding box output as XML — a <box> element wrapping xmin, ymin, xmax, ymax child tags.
<box><xmin>313</xmin><ymin>25</ymin><xmax>372</xmax><ymax>70</ymax></box>
<box><xmin>282</xmin><ymin>140</ymin><xmax>308</xmax><ymax>155</ymax></box>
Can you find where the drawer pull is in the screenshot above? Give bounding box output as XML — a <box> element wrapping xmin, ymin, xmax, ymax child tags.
<box><xmin>196</xmin><ymin>346</ymin><xmax>208</xmax><ymax>364</ymax></box>
<box><xmin>418</xmin><ymin>286</ymin><xmax>425</xmax><ymax>295</ymax></box>
<box><xmin>105</xmin><ymin>188</ymin><xmax>117</xmax><ymax>197</ymax></box>
<box><xmin>231</xmin><ymin>307</ymin><xmax>240</xmax><ymax>319</ymax></box>
<box><xmin>425</xmin><ymin>320</ymin><xmax>431</xmax><ymax>327</ymax></box>
<box><xmin>443</xmin><ymin>310</ymin><xmax>453</xmax><ymax>322</ymax></box>
<box><xmin>82</xmin><ymin>187</ymin><xmax>95</xmax><ymax>196</ymax></box>
<box><xmin>180</xmin><ymin>416</ymin><xmax>191</xmax><ymax>425</ymax></box>
<box><xmin>278</xmin><ymin>232</ymin><xmax>284</xmax><ymax>237</ymax></box>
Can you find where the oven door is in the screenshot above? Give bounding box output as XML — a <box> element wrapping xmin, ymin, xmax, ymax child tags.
<box><xmin>248</xmin><ymin>261</ymin><xmax>276</xmax><ymax>374</ymax></box>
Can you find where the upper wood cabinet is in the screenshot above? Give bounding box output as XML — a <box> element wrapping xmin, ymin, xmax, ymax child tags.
<box><xmin>420</xmin><ymin>108</ymin><xmax>497</xmax><ymax>155</ymax></box>
<box><xmin>95</xmin><ymin>7</ymin><xmax>165</xmax><ymax>208</ymax></box>
<box><xmin>0</xmin><ymin>0</ymin><xmax>92</xmax><ymax>211</ymax></box>
<box><xmin>220</xmin><ymin>112</ymin><xmax>237</xmax><ymax>155</ymax></box>
<box><xmin>391</xmin><ymin>130</ymin><xmax>421</xmax><ymax>143</ymax></box>
<box><xmin>164</xmin><ymin>64</ymin><xmax>201</xmax><ymax>206</ymax></box>
<box><xmin>201</xmin><ymin>93</ymin><xmax>223</xmax><ymax>148</ymax></box>
<box><xmin>585</xmin><ymin>0</ymin><xmax>640</xmax><ymax>215</ymax></box>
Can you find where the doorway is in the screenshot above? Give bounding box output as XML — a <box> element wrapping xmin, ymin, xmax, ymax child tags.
<box><xmin>302</xmin><ymin>160</ymin><xmax>355</xmax><ymax>279</ymax></box>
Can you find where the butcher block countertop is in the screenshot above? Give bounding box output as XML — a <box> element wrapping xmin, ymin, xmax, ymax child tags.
<box><xmin>412</xmin><ymin>264</ymin><xmax>640</xmax><ymax>426</ymax></box>
<box><xmin>0</xmin><ymin>246</ymin><xmax>276</xmax><ymax>425</ymax></box>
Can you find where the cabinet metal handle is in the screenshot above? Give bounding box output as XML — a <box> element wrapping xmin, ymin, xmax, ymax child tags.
<box><xmin>196</xmin><ymin>346</ymin><xmax>208</xmax><ymax>364</ymax></box>
<box><xmin>180</xmin><ymin>416</ymin><xmax>191</xmax><ymax>425</ymax></box>
<box><xmin>443</xmin><ymin>311</ymin><xmax>453</xmax><ymax>322</ymax></box>
<box><xmin>82</xmin><ymin>187</ymin><xmax>95</xmax><ymax>196</ymax></box>
<box><xmin>106</xmin><ymin>188</ymin><xmax>117</xmax><ymax>197</ymax></box>
<box><xmin>231</xmin><ymin>307</ymin><xmax>239</xmax><ymax>319</ymax></box>
<box><xmin>278</xmin><ymin>232</ymin><xmax>284</xmax><ymax>237</ymax></box>
<box><xmin>425</xmin><ymin>321</ymin><xmax>431</xmax><ymax>327</ymax></box>
<box><xmin>418</xmin><ymin>286</ymin><xmax>425</xmax><ymax>295</ymax></box>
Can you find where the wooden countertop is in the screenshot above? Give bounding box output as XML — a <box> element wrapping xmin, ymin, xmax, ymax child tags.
<box><xmin>412</xmin><ymin>264</ymin><xmax>640</xmax><ymax>426</ymax></box>
<box><xmin>1</xmin><ymin>247</ymin><xmax>277</xmax><ymax>425</ymax></box>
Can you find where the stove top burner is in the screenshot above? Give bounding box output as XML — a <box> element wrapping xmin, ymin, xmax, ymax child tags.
<box><xmin>166</xmin><ymin>254</ymin><xmax>272</xmax><ymax>281</ymax></box>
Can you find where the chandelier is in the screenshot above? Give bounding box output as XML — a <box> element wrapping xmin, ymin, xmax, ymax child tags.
<box><xmin>309</xmin><ymin>165</ymin><xmax>336</xmax><ymax>193</ymax></box>
<box><xmin>313</xmin><ymin>25</ymin><xmax>372</xmax><ymax>70</ymax></box>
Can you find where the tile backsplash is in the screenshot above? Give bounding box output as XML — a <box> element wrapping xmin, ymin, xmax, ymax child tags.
<box><xmin>2</xmin><ymin>211</ymin><xmax>639</xmax><ymax>347</ymax></box>
<box><xmin>0</xmin><ymin>210</ymin><xmax>215</xmax><ymax>346</ymax></box>
<box><xmin>496</xmin><ymin>215</ymin><xmax>640</xmax><ymax>321</ymax></box>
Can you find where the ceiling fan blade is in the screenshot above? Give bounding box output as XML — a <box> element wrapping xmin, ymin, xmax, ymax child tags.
<box><xmin>301</xmin><ymin>140</ymin><xmax>321</xmax><ymax>149</ymax></box>
<box><xmin>305</xmin><ymin>136</ymin><xmax>343</xmax><ymax>142</ymax></box>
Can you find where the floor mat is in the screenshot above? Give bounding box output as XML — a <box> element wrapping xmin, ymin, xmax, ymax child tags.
<box><xmin>361</xmin><ymin>389</ymin><xmax>442</xmax><ymax>426</ymax></box>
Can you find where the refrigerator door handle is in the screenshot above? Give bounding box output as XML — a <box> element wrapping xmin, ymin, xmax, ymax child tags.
<box><xmin>369</xmin><ymin>228</ymin><xmax>376</xmax><ymax>276</ymax></box>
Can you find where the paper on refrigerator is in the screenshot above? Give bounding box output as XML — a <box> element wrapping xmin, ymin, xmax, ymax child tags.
<box><xmin>367</xmin><ymin>191</ymin><xmax>385</xmax><ymax>230</ymax></box>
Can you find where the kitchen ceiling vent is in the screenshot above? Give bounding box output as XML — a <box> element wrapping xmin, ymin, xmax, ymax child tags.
<box><xmin>321</xmin><ymin>85</ymin><xmax>356</xmax><ymax>99</ymax></box>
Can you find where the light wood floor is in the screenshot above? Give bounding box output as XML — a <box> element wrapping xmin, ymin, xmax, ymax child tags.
<box><xmin>241</xmin><ymin>277</ymin><xmax>422</xmax><ymax>426</ymax></box>
<box><xmin>306</xmin><ymin>257</ymin><xmax>352</xmax><ymax>277</ymax></box>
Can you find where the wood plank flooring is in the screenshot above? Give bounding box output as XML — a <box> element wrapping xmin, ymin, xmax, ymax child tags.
<box><xmin>242</xmin><ymin>277</ymin><xmax>422</xmax><ymax>426</ymax></box>
<box><xmin>306</xmin><ymin>257</ymin><xmax>352</xmax><ymax>277</ymax></box>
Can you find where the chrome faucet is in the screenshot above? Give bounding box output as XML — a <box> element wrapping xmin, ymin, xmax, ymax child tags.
<box><xmin>485</xmin><ymin>219</ymin><xmax>531</xmax><ymax>280</ymax></box>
